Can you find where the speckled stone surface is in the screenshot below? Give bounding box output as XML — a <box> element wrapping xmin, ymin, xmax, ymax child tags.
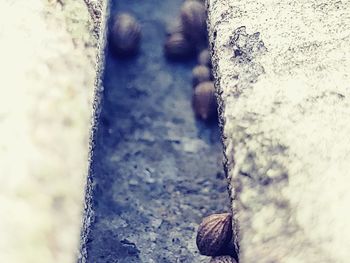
<box><xmin>207</xmin><ymin>0</ymin><xmax>350</xmax><ymax>262</ymax></box>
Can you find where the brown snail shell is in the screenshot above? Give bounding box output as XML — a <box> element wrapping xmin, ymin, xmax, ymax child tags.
<box><xmin>166</xmin><ymin>18</ymin><xmax>185</xmax><ymax>36</ymax></box>
<box><xmin>196</xmin><ymin>212</ymin><xmax>233</xmax><ymax>256</ymax></box>
<box><xmin>180</xmin><ymin>1</ymin><xmax>207</xmax><ymax>44</ymax></box>
<box><xmin>110</xmin><ymin>13</ymin><xmax>141</xmax><ymax>56</ymax></box>
<box><xmin>192</xmin><ymin>65</ymin><xmax>211</xmax><ymax>87</ymax></box>
<box><xmin>164</xmin><ymin>33</ymin><xmax>195</xmax><ymax>60</ymax></box>
<box><xmin>192</xmin><ymin>81</ymin><xmax>217</xmax><ymax>121</ymax></box>
<box><xmin>198</xmin><ymin>49</ymin><xmax>212</xmax><ymax>68</ymax></box>
<box><xmin>209</xmin><ymin>256</ymin><xmax>238</xmax><ymax>263</ymax></box>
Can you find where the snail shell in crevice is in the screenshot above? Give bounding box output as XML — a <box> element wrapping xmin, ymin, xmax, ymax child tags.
<box><xmin>110</xmin><ymin>13</ymin><xmax>141</xmax><ymax>56</ymax></box>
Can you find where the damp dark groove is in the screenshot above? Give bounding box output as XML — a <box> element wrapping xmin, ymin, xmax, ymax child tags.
<box><xmin>80</xmin><ymin>1</ymin><xmax>230</xmax><ymax>262</ymax></box>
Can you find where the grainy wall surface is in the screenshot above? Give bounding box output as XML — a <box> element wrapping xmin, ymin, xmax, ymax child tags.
<box><xmin>207</xmin><ymin>0</ymin><xmax>350</xmax><ymax>262</ymax></box>
<box><xmin>0</xmin><ymin>0</ymin><xmax>105</xmax><ymax>262</ymax></box>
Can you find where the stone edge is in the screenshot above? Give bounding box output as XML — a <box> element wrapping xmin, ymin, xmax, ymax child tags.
<box><xmin>78</xmin><ymin>0</ymin><xmax>109</xmax><ymax>262</ymax></box>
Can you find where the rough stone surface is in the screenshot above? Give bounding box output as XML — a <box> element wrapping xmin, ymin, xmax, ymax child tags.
<box><xmin>0</xmin><ymin>0</ymin><xmax>104</xmax><ymax>262</ymax></box>
<box><xmin>80</xmin><ymin>1</ymin><xmax>231</xmax><ymax>262</ymax></box>
<box><xmin>207</xmin><ymin>0</ymin><xmax>350</xmax><ymax>262</ymax></box>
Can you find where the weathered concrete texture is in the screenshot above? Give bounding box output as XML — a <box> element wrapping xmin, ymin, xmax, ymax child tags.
<box><xmin>207</xmin><ymin>0</ymin><xmax>350</xmax><ymax>262</ymax></box>
<box><xmin>0</xmin><ymin>0</ymin><xmax>104</xmax><ymax>262</ymax></box>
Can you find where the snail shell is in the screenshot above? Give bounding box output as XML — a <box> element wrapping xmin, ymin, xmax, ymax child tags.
<box><xmin>180</xmin><ymin>1</ymin><xmax>207</xmax><ymax>44</ymax></box>
<box><xmin>192</xmin><ymin>65</ymin><xmax>212</xmax><ymax>87</ymax></box>
<box><xmin>166</xmin><ymin>18</ymin><xmax>185</xmax><ymax>36</ymax></box>
<box><xmin>164</xmin><ymin>33</ymin><xmax>195</xmax><ymax>60</ymax></box>
<box><xmin>192</xmin><ymin>81</ymin><xmax>217</xmax><ymax>121</ymax></box>
<box><xmin>110</xmin><ymin>13</ymin><xmax>141</xmax><ymax>56</ymax></box>
<box><xmin>198</xmin><ymin>49</ymin><xmax>212</xmax><ymax>68</ymax></box>
<box><xmin>196</xmin><ymin>213</ymin><xmax>233</xmax><ymax>256</ymax></box>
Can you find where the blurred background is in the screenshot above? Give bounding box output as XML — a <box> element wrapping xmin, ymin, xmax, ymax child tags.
<box><xmin>0</xmin><ymin>0</ymin><xmax>97</xmax><ymax>262</ymax></box>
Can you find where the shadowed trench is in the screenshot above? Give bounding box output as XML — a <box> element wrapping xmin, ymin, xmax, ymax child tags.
<box><xmin>82</xmin><ymin>1</ymin><xmax>230</xmax><ymax>262</ymax></box>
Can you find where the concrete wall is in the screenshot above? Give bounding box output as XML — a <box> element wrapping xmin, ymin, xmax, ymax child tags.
<box><xmin>207</xmin><ymin>0</ymin><xmax>350</xmax><ymax>262</ymax></box>
<box><xmin>0</xmin><ymin>0</ymin><xmax>105</xmax><ymax>262</ymax></box>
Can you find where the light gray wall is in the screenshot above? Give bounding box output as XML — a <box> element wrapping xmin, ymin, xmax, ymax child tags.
<box><xmin>208</xmin><ymin>0</ymin><xmax>350</xmax><ymax>262</ymax></box>
<box><xmin>0</xmin><ymin>0</ymin><xmax>105</xmax><ymax>262</ymax></box>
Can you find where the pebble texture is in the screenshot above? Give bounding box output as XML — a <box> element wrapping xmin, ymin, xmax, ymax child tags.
<box><xmin>0</xmin><ymin>0</ymin><xmax>105</xmax><ymax>262</ymax></box>
<box><xmin>207</xmin><ymin>0</ymin><xmax>350</xmax><ymax>262</ymax></box>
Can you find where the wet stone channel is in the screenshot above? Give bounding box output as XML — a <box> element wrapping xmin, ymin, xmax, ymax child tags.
<box><xmin>83</xmin><ymin>0</ymin><xmax>230</xmax><ymax>262</ymax></box>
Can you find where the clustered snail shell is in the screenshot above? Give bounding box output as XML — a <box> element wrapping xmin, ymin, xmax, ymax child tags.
<box><xmin>192</xmin><ymin>65</ymin><xmax>212</xmax><ymax>87</ymax></box>
<box><xmin>164</xmin><ymin>33</ymin><xmax>195</xmax><ymax>59</ymax></box>
<box><xmin>180</xmin><ymin>0</ymin><xmax>207</xmax><ymax>44</ymax></box>
<box><xmin>164</xmin><ymin>0</ymin><xmax>208</xmax><ymax>60</ymax></box>
<box><xmin>192</xmin><ymin>81</ymin><xmax>217</xmax><ymax>121</ymax></box>
<box><xmin>110</xmin><ymin>13</ymin><xmax>141</xmax><ymax>56</ymax></box>
<box><xmin>196</xmin><ymin>213</ymin><xmax>234</xmax><ymax>257</ymax></box>
<box><xmin>198</xmin><ymin>49</ymin><xmax>212</xmax><ymax>68</ymax></box>
<box><xmin>166</xmin><ymin>18</ymin><xmax>185</xmax><ymax>37</ymax></box>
